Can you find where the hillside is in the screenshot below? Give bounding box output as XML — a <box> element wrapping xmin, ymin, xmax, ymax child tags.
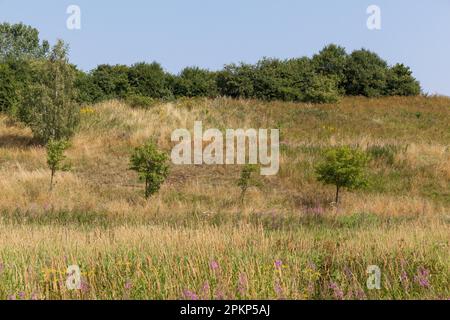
<box><xmin>0</xmin><ymin>96</ymin><xmax>449</xmax><ymax>299</ymax></box>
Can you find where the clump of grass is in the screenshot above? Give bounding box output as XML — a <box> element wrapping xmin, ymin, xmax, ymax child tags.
<box><xmin>367</xmin><ymin>144</ymin><xmax>402</xmax><ymax>165</ymax></box>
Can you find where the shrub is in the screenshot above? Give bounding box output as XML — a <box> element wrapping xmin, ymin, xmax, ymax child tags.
<box><xmin>125</xmin><ymin>94</ymin><xmax>156</xmax><ymax>109</ymax></box>
<box><xmin>129</xmin><ymin>141</ymin><xmax>170</xmax><ymax>199</ymax></box>
<box><xmin>128</xmin><ymin>62</ymin><xmax>173</xmax><ymax>99</ymax></box>
<box><xmin>312</xmin><ymin>44</ymin><xmax>348</xmax><ymax>92</ymax></box>
<box><xmin>90</xmin><ymin>64</ymin><xmax>131</xmax><ymax>100</ymax></box>
<box><xmin>303</xmin><ymin>74</ymin><xmax>340</xmax><ymax>104</ymax></box>
<box><xmin>344</xmin><ymin>49</ymin><xmax>389</xmax><ymax>97</ymax></box>
<box><xmin>46</xmin><ymin>139</ymin><xmax>70</xmax><ymax>191</ymax></box>
<box><xmin>74</xmin><ymin>71</ymin><xmax>105</xmax><ymax>104</ymax></box>
<box><xmin>386</xmin><ymin>64</ymin><xmax>421</xmax><ymax>96</ymax></box>
<box><xmin>0</xmin><ymin>63</ymin><xmax>19</xmax><ymax>112</ymax></box>
<box><xmin>172</xmin><ymin>67</ymin><xmax>218</xmax><ymax>98</ymax></box>
<box><xmin>315</xmin><ymin>146</ymin><xmax>370</xmax><ymax>204</ymax></box>
<box><xmin>217</xmin><ymin>63</ymin><xmax>255</xmax><ymax>99</ymax></box>
<box><xmin>252</xmin><ymin>58</ymin><xmax>288</xmax><ymax>101</ymax></box>
<box><xmin>251</xmin><ymin>57</ymin><xmax>340</xmax><ymax>103</ymax></box>
<box><xmin>237</xmin><ymin>164</ymin><xmax>259</xmax><ymax>203</ymax></box>
<box><xmin>0</xmin><ymin>58</ymin><xmax>37</xmax><ymax>116</ymax></box>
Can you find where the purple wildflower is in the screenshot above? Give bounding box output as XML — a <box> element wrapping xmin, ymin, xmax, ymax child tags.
<box><xmin>355</xmin><ymin>289</ymin><xmax>367</xmax><ymax>300</ymax></box>
<box><xmin>414</xmin><ymin>267</ymin><xmax>431</xmax><ymax>289</ymax></box>
<box><xmin>329</xmin><ymin>282</ymin><xmax>344</xmax><ymax>300</ymax></box>
<box><xmin>308</xmin><ymin>261</ymin><xmax>317</xmax><ymax>270</ymax></box>
<box><xmin>215</xmin><ymin>289</ymin><xmax>226</xmax><ymax>300</ymax></box>
<box><xmin>343</xmin><ymin>266</ymin><xmax>353</xmax><ymax>280</ymax></box>
<box><xmin>183</xmin><ymin>289</ymin><xmax>199</xmax><ymax>300</ymax></box>
<box><xmin>274</xmin><ymin>280</ymin><xmax>284</xmax><ymax>299</ymax></box>
<box><xmin>200</xmin><ymin>282</ymin><xmax>210</xmax><ymax>299</ymax></box>
<box><xmin>124</xmin><ymin>280</ymin><xmax>133</xmax><ymax>291</ymax></box>
<box><xmin>307</xmin><ymin>282</ymin><xmax>315</xmax><ymax>296</ymax></box>
<box><xmin>210</xmin><ymin>260</ymin><xmax>220</xmax><ymax>271</ymax></box>
<box><xmin>18</xmin><ymin>292</ymin><xmax>26</xmax><ymax>300</ymax></box>
<box><xmin>238</xmin><ymin>273</ymin><xmax>248</xmax><ymax>296</ymax></box>
<box><xmin>400</xmin><ymin>271</ymin><xmax>410</xmax><ymax>290</ymax></box>
<box><xmin>80</xmin><ymin>278</ymin><xmax>90</xmax><ymax>294</ymax></box>
<box><xmin>274</xmin><ymin>260</ymin><xmax>283</xmax><ymax>270</ymax></box>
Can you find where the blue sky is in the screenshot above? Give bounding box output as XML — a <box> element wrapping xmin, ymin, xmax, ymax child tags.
<box><xmin>1</xmin><ymin>0</ymin><xmax>449</xmax><ymax>95</ymax></box>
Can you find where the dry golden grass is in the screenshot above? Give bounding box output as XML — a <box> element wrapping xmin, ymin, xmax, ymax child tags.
<box><xmin>0</xmin><ymin>96</ymin><xmax>449</xmax><ymax>299</ymax></box>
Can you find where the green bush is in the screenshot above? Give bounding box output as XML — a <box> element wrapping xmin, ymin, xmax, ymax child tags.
<box><xmin>316</xmin><ymin>146</ymin><xmax>370</xmax><ymax>204</ymax></box>
<box><xmin>129</xmin><ymin>141</ymin><xmax>170</xmax><ymax>199</ymax></box>
<box><xmin>312</xmin><ymin>44</ymin><xmax>348</xmax><ymax>92</ymax></box>
<box><xmin>386</xmin><ymin>64</ymin><xmax>421</xmax><ymax>96</ymax></box>
<box><xmin>0</xmin><ymin>63</ymin><xmax>19</xmax><ymax>112</ymax></box>
<box><xmin>128</xmin><ymin>62</ymin><xmax>173</xmax><ymax>99</ymax></box>
<box><xmin>217</xmin><ymin>63</ymin><xmax>255</xmax><ymax>99</ymax></box>
<box><xmin>303</xmin><ymin>74</ymin><xmax>340</xmax><ymax>104</ymax></box>
<box><xmin>172</xmin><ymin>67</ymin><xmax>218</xmax><ymax>98</ymax></box>
<box><xmin>344</xmin><ymin>49</ymin><xmax>389</xmax><ymax>97</ymax></box>
<box><xmin>90</xmin><ymin>64</ymin><xmax>131</xmax><ymax>100</ymax></box>
<box><xmin>74</xmin><ymin>71</ymin><xmax>105</xmax><ymax>104</ymax></box>
<box><xmin>252</xmin><ymin>57</ymin><xmax>340</xmax><ymax>103</ymax></box>
<box><xmin>46</xmin><ymin>139</ymin><xmax>70</xmax><ymax>191</ymax></box>
<box><xmin>125</xmin><ymin>94</ymin><xmax>156</xmax><ymax>109</ymax></box>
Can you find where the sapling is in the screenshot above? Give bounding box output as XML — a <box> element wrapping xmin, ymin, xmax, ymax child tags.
<box><xmin>237</xmin><ymin>164</ymin><xmax>260</xmax><ymax>204</ymax></box>
<box><xmin>46</xmin><ymin>139</ymin><xmax>70</xmax><ymax>191</ymax></box>
<box><xmin>130</xmin><ymin>141</ymin><xmax>170</xmax><ymax>199</ymax></box>
<box><xmin>315</xmin><ymin>146</ymin><xmax>369</xmax><ymax>204</ymax></box>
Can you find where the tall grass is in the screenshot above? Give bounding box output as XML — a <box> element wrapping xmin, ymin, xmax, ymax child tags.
<box><xmin>0</xmin><ymin>96</ymin><xmax>449</xmax><ymax>300</ymax></box>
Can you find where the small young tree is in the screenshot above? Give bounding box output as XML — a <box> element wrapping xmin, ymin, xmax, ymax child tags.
<box><xmin>237</xmin><ymin>164</ymin><xmax>259</xmax><ymax>204</ymax></box>
<box><xmin>46</xmin><ymin>139</ymin><xmax>69</xmax><ymax>191</ymax></box>
<box><xmin>130</xmin><ymin>141</ymin><xmax>170</xmax><ymax>199</ymax></box>
<box><xmin>315</xmin><ymin>146</ymin><xmax>369</xmax><ymax>204</ymax></box>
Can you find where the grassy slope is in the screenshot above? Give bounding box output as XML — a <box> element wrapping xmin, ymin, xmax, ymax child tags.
<box><xmin>0</xmin><ymin>96</ymin><xmax>449</xmax><ymax>300</ymax></box>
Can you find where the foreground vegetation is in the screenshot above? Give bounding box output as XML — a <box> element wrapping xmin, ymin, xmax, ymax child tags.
<box><xmin>0</xmin><ymin>96</ymin><xmax>449</xmax><ymax>300</ymax></box>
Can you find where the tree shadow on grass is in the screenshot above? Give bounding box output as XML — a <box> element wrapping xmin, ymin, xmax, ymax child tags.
<box><xmin>0</xmin><ymin>134</ymin><xmax>42</xmax><ymax>149</ymax></box>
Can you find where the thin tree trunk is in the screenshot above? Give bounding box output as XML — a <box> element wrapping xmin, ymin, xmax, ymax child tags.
<box><xmin>50</xmin><ymin>169</ymin><xmax>55</xmax><ymax>191</ymax></box>
<box><xmin>240</xmin><ymin>189</ymin><xmax>247</xmax><ymax>204</ymax></box>
<box><xmin>335</xmin><ymin>185</ymin><xmax>340</xmax><ymax>204</ymax></box>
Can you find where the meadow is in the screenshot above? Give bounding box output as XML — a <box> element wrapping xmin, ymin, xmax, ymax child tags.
<box><xmin>0</xmin><ymin>95</ymin><xmax>449</xmax><ymax>300</ymax></box>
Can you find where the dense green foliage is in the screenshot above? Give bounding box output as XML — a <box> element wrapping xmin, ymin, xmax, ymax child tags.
<box><xmin>344</xmin><ymin>49</ymin><xmax>390</xmax><ymax>97</ymax></box>
<box><xmin>0</xmin><ymin>22</ymin><xmax>49</xmax><ymax>60</ymax></box>
<box><xmin>76</xmin><ymin>46</ymin><xmax>420</xmax><ymax>105</ymax></box>
<box><xmin>20</xmin><ymin>41</ymin><xmax>79</xmax><ymax>143</ymax></box>
<box><xmin>386</xmin><ymin>64</ymin><xmax>421</xmax><ymax>96</ymax></box>
<box><xmin>0</xmin><ymin>23</ymin><xmax>79</xmax><ymax>143</ymax></box>
<box><xmin>315</xmin><ymin>146</ymin><xmax>370</xmax><ymax>204</ymax></box>
<box><xmin>172</xmin><ymin>67</ymin><xmax>218</xmax><ymax>98</ymax></box>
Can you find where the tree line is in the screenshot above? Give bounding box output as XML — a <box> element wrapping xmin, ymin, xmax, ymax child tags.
<box><xmin>77</xmin><ymin>44</ymin><xmax>420</xmax><ymax>106</ymax></box>
<box><xmin>1</xmin><ymin>24</ymin><xmax>421</xmax><ymax>121</ymax></box>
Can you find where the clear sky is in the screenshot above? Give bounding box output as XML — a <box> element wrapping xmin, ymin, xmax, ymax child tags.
<box><xmin>1</xmin><ymin>0</ymin><xmax>449</xmax><ymax>95</ymax></box>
